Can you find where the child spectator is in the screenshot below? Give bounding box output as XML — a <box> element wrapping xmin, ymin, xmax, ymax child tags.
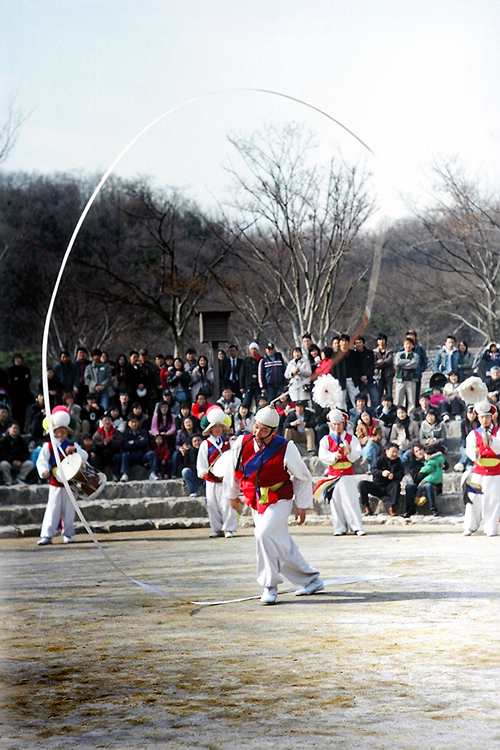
<box><xmin>152</xmin><ymin>434</ymin><xmax>171</xmax><ymax>479</ymax></box>
<box><xmin>404</xmin><ymin>447</ymin><xmax>444</xmax><ymax>517</ymax></box>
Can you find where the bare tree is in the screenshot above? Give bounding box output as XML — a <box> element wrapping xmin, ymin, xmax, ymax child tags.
<box><xmin>408</xmin><ymin>160</ymin><xmax>500</xmax><ymax>342</ymax></box>
<box><xmin>0</xmin><ymin>95</ymin><xmax>26</xmax><ymax>165</ymax></box>
<box><xmin>216</xmin><ymin>123</ymin><xmax>376</xmax><ymax>345</ymax></box>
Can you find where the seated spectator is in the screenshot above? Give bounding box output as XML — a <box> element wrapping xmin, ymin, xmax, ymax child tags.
<box><xmin>283</xmin><ymin>401</ymin><xmax>316</xmax><ymax>455</ymax></box>
<box><xmin>0</xmin><ymin>405</ymin><xmax>13</xmax><ymax>437</ymax></box>
<box><xmin>150</xmin><ymin>401</ymin><xmax>176</xmax><ymax>451</ymax></box>
<box><xmin>81</xmin><ymin>433</ymin><xmax>96</xmax><ymax>463</ymax></box>
<box><xmin>284</xmin><ymin>347</ymin><xmax>312</xmax><ymax>404</ymax></box>
<box><xmin>440</xmin><ymin>372</ymin><xmax>465</xmax><ymax>420</ymax></box>
<box><xmin>375</xmin><ymin>393</ymin><xmax>397</xmax><ymax>442</ymax></box>
<box><xmin>404</xmin><ymin>447</ymin><xmax>444</xmax><ymax>517</ymax></box>
<box><xmin>275</xmin><ymin>392</ymin><xmax>293</xmax><ymax>435</ymax></box>
<box><xmin>191</xmin><ymin>393</ymin><xmax>214</xmax><ymax>424</ymax></box>
<box><xmin>0</xmin><ymin>422</ymin><xmax>34</xmax><ymax>485</ymax></box>
<box><xmin>413</xmin><ymin>393</ymin><xmax>431</xmax><ymax>424</ymax></box>
<box><xmin>419</xmin><ymin>409</ymin><xmax>447</xmax><ymax>453</ymax></box>
<box><xmin>159</xmin><ymin>354</ymin><xmax>174</xmax><ymax>392</ymax></box>
<box><xmin>429</xmin><ymin>385</ymin><xmax>447</xmax><ymax>414</ymax></box>
<box><xmin>155</xmin><ymin>389</ymin><xmax>180</xmax><ymax>417</ymax></box>
<box><xmin>109</xmin><ymin>405</ymin><xmax>127</xmax><ymax>433</ymax></box>
<box><xmin>485</xmin><ymin>366</ymin><xmax>500</xmax><ymax>403</ymax></box>
<box><xmin>61</xmin><ymin>391</ymin><xmax>82</xmax><ymax>439</ymax></box>
<box><xmin>117</xmin><ymin>391</ymin><xmax>132</xmax><ymax>422</ymax></box>
<box><xmin>167</xmin><ymin>357</ymin><xmax>191</xmax><ymax>404</ymax></box>
<box><xmin>80</xmin><ymin>392</ymin><xmax>104</xmax><ymax>436</ymax></box>
<box><xmin>179</xmin><ymin>433</ymin><xmax>203</xmax><ymax>497</ymax></box>
<box><xmin>255</xmin><ymin>395</ymin><xmax>268</xmax><ymax>413</ymax></box>
<box><xmin>29</xmin><ymin>394</ymin><xmax>45</xmax><ymax>443</ymax></box>
<box><xmin>91</xmin><ymin>413</ymin><xmax>123</xmax><ymax>481</ymax></box>
<box><xmin>171</xmin><ymin>416</ymin><xmax>201</xmax><ymax>479</ymax></box>
<box><xmin>190</xmin><ymin>355</ymin><xmax>214</xmax><ymax>401</ymax></box>
<box><xmin>234</xmin><ymin>403</ymin><xmax>255</xmax><ymax>436</ymax></box>
<box><xmin>120</xmin><ymin>415</ymin><xmax>158</xmax><ymax>482</ymax></box>
<box><xmin>130</xmin><ymin>401</ymin><xmax>149</xmax><ymax>431</ymax></box>
<box><xmin>217</xmin><ymin>386</ymin><xmax>242</xmax><ymax>428</ymax></box>
<box><xmin>358</xmin><ymin>442</ymin><xmax>405</xmax><ymax>516</ymax></box>
<box><xmin>152</xmin><ymin>434</ymin><xmax>171</xmax><ymax>479</ymax></box>
<box><xmin>454</xmin><ymin>405</ymin><xmax>478</xmax><ymax>472</ymax></box>
<box><xmin>389</xmin><ymin>406</ymin><xmax>419</xmax><ymax>466</ymax></box>
<box><xmin>457</xmin><ymin>340</ymin><xmax>474</xmax><ymax>382</ymax></box>
<box><xmin>356</xmin><ymin>410</ymin><xmax>383</xmax><ymax>470</ymax></box>
<box><xmin>175</xmin><ymin>401</ymin><xmax>195</xmax><ymax>431</ymax></box>
<box><xmin>348</xmin><ymin>393</ymin><xmax>372</xmax><ymax>426</ymax></box>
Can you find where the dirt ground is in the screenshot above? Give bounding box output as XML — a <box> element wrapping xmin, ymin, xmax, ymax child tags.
<box><xmin>2</xmin><ymin>522</ymin><xmax>500</xmax><ymax>749</ymax></box>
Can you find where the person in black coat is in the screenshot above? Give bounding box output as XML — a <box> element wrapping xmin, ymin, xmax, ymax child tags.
<box><xmin>221</xmin><ymin>344</ymin><xmax>244</xmax><ymax>395</ymax></box>
<box><xmin>358</xmin><ymin>443</ymin><xmax>405</xmax><ymax>516</ymax></box>
<box><xmin>0</xmin><ymin>422</ymin><xmax>34</xmax><ymax>484</ymax></box>
<box><xmin>7</xmin><ymin>354</ymin><xmax>33</xmax><ymax>430</ymax></box>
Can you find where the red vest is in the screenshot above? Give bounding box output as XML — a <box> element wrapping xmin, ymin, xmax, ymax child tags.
<box><xmin>236</xmin><ymin>434</ymin><xmax>293</xmax><ymax>513</ymax></box>
<box><xmin>48</xmin><ymin>439</ymin><xmax>74</xmax><ymax>487</ymax></box>
<box><xmin>473</xmin><ymin>427</ymin><xmax>500</xmax><ymax>476</ymax></box>
<box><xmin>327</xmin><ymin>432</ymin><xmax>354</xmax><ymax>478</ymax></box>
<box><xmin>205</xmin><ymin>437</ymin><xmax>230</xmax><ymax>484</ymax></box>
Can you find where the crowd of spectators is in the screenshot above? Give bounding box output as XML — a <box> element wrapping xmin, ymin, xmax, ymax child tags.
<box><xmin>0</xmin><ymin>333</ymin><xmax>495</xmax><ymax>506</ymax></box>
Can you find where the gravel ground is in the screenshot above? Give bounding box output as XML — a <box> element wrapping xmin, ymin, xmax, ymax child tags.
<box><xmin>2</xmin><ymin>522</ymin><xmax>500</xmax><ymax>749</ymax></box>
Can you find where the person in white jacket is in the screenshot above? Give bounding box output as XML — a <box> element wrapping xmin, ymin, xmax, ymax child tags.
<box><xmin>284</xmin><ymin>348</ymin><xmax>312</xmax><ymax>403</ymax></box>
<box><xmin>226</xmin><ymin>405</ymin><xmax>323</xmax><ymax>605</ymax></box>
<box><xmin>463</xmin><ymin>400</ymin><xmax>500</xmax><ymax>536</ymax></box>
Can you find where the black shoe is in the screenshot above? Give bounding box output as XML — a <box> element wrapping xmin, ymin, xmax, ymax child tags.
<box><xmin>431</xmin><ymin>509</ymin><xmax>439</xmax><ymax>516</ymax></box>
<box><xmin>403</xmin><ymin>512</ymin><xmax>412</xmax><ymax>519</ymax></box>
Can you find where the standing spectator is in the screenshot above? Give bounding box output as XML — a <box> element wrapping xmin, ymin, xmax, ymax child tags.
<box><xmin>457</xmin><ymin>341</ymin><xmax>474</xmax><ymax>382</ymax></box>
<box><xmin>117</xmin><ymin>391</ymin><xmax>132</xmax><ymax>422</ymax></box>
<box><xmin>330</xmin><ymin>334</ymin><xmax>351</xmax><ymax>409</ymax></box>
<box><xmin>138</xmin><ymin>348</ymin><xmax>159</xmax><ymax>414</ymax></box>
<box><xmin>54</xmin><ymin>350</ymin><xmax>79</xmax><ymax>396</ymax></box>
<box><xmin>240</xmin><ymin>342</ymin><xmax>262</xmax><ymax>410</ymax></box>
<box><xmin>114</xmin><ymin>354</ymin><xmax>128</xmax><ymax>396</ymax></box>
<box><xmin>221</xmin><ymin>344</ymin><xmax>244</xmax><ymax>395</ymax></box>
<box><xmin>190</xmin><ymin>355</ymin><xmax>214</xmax><ymax>401</ymax></box>
<box><xmin>394</xmin><ymin>337</ymin><xmax>419</xmax><ymax>416</ymax></box>
<box><xmin>477</xmin><ymin>342</ymin><xmax>500</xmax><ymax>381</ymax></box>
<box><xmin>217</xmin><ymin>349</ymin><xmax>226</xmax><ymax>397</ymax></box>
<box><xmin>0</xmin><ymin>421</ymin><xmax>34</xmax><ymax>485</ymax></box>
<box><xmin>84</xmin><ymin>348</ymin><xmax>111</xmax><ymax>412</ymax></box>
<box><xmin>310</xmin><ymin>347</ymin><xmax>334</xmax><ymax>381</ymax></box>
<box><xmin>167</xmin><ymin>357</ymin><xmax>191</xmax><ymax>404</ymax></box>
<box><xmin>120</xmin><ymin>415</ymin><xmax>158</xmax><ymax>482</ymax></box>
<box><xmin>258</xmin><ymin>342</ymin><xmax>285</xmax><ymax>403</ymax></box>
<box><xmin>405</xmin><ymin>329</ymin><xmax>430</xmax><ymax>404</ymax></box>
<box><xmin>74</xmin><ymin>346</ymin><xmax>90</xmax><ymax>405</ymax></box>
<box><xmin>7</xmin><ymin>354</ymin><xmax>32</xmax><ymax>430</ymax></box>
<box><xmin>124</xmin><ymin>350</ymin><xmax>142</xmax><ymax>400</ymax></box>
<box><xmin>434</xmin><ymin>335</ymin><xmax>460</xmax><ymax>376</ymax></box>
<box><xmin>373</xmin><ymin>334</ymin><xmax>395</xmax><ymax>401</ymax></box>
<box><xmin>353</xmin><ymin>336</ymin><xmax>378</xmax><ymax>409</ymax></box>
<box><xmin>36</xmin><ymin>367</ymin><xmax>63</xmax><ymax>408</ymax></box>
<box><xmin>184</xmin><ymin>348</ymin><xmax>198</xmax><ymax>382</ymax></box>
<box><xmin>285</xmin><ymin>347</ymin><xmax>312</xmax><ymax>403</ymax></box>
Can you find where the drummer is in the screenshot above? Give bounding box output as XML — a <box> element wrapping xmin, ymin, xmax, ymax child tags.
<box><xmin>196</xmin><ymin>406</ymin><xmax>238</xmax><ymax>538</ymax></box>
<box><xmin>36</xmin><ymin>408</ymin><xmax>88</xmax><ymax>545</ymax></box>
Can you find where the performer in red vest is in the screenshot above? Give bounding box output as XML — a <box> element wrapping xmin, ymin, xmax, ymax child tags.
<box><xmin>463</xmin><ymin>399</ymin><xmax>500</xmax><ymax>536</ymax></box>
<box><xmin>315</xmin><ymin>408</ymin><xmax>365</xmax><ymax>536</ymax></box>
<box><xmin>36</xmin><ymin>408</ymin><xmax>88</xmax><ymax>545</ymax></box>
<box><xmin>227</xmin><ymin>405</ymin><xmax>323</xmax><ymax>605</ymax></box>
<box><xmin>197</xmin><ymin>407</ymin><xmax>238</xmax><ymax>538</ymax></box>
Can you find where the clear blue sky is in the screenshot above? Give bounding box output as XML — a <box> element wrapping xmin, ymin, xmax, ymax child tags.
<box><xmin>2</xmin><ymin>0</ymin><xmax>500</xmax><ymax>222</ymax></box>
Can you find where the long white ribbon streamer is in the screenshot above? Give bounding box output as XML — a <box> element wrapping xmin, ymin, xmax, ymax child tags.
<box><xmin>41</xmin><ymin>88</ymin><xmax>377</xmax><ymax>596</ymax></box>
<box><xmin>190</xmin><ymin>574</ymin><xmax>402</xmax><ymax>607</ymax></box>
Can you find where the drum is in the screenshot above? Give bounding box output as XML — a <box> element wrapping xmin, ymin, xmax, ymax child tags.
<box><xmin>209</xmin><ymin>449</ymin><xmax>233</xmax><ymax>479</ymax></box>
<box><xmin>56</xmin><ymin>453</ymin><xmax>107</xmax><ymax>499</ymax></box>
